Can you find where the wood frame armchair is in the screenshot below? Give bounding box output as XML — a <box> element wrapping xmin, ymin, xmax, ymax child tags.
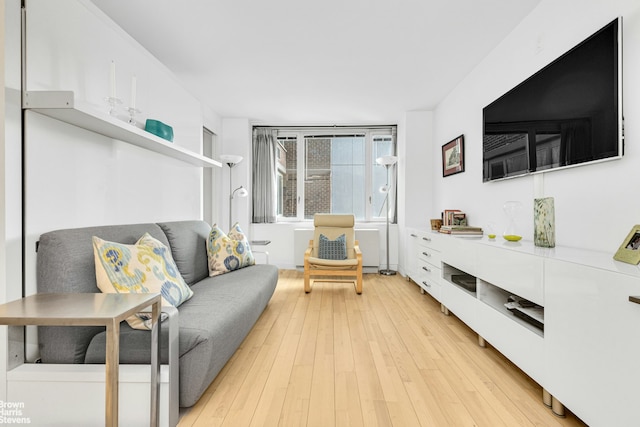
<box><xmin>304</xmin><ymin>214</ymin><xmax>363</xmax><ymax>294</ymax></box>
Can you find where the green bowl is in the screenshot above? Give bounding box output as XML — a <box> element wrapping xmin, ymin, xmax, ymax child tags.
<box><xmin>145</xmin><ymin>119</ymin><xmax>174</xmax><ymax>142</ymax></box>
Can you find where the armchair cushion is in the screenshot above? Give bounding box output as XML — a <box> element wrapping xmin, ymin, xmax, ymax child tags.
<box><xmin>306</xmin><ymin>256</ymin><xmax>359</xmax><ymax>268</ymax></box>
<box><xmin>318</xmin><ymin>233</ymin><xmax>347</xmax><ymax>260</ymax></box>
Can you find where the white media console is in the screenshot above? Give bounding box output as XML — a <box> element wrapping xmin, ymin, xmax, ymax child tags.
<box><xmin>407</xmin><ymin>228</ymin><xmax>640</xmax><ymax>427</ymax></box>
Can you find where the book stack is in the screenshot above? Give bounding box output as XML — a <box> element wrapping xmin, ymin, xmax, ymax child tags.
<box><xmin>439</xmin><ymin>225</ymin><xmax>484</xmax><ymax>236</ymax></box>
<box><xmin>442</xmin><ymin>209</ymin><xmax>467</xmax><ymax>226</ymax></box>
<box><xmin>440</xmin><ymin>209</ymin><xmax>483</xmax><ymax>236</ymax></box>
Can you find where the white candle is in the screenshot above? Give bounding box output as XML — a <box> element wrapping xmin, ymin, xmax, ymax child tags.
<box><xmin>130</xmin><ymin>75</ymin><xmax>137</xmax><ymax>109</ymax></box>
<box><xmin>109</xmin><ymin>60</ymin><xmax>116</xmax><ymax>98</ymax></box>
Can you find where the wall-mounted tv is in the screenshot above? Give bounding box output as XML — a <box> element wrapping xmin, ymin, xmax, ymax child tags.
<box><xmin>483</xmin><ymin>18</ymin><xmax>623</xmax><ymax>182</ymax></box>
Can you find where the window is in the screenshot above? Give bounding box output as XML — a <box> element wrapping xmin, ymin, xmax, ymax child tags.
<box><xmin>277</xmin><ymin>136</ymin><xmax>297</xmax><ymax>218</ymax></box>
<box><xmin>263</xmin><ymin>126</ymin><xmax>396</xmax><ymax>222</ymax></box>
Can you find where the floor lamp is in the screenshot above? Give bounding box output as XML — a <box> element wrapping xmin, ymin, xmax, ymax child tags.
<box><xmin>376</xmin><ymin>155</ymin><xmax>398</xmax><ymax>275</ymax></box>
<box><xmin>220</xmin><ymin>154</ymin><xmax>248</xmax><ymax>228</ymax></box>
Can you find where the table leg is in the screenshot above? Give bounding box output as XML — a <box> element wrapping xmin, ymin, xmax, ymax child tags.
<box><xmin>106</xmin><ymin>319</ymin><xmax>120</xmax><ymax>427</ymax></box>
<box><xmin>150</xmin><ymin>300</ymin><xmax>160</xmax><ymax>427</ymax></box>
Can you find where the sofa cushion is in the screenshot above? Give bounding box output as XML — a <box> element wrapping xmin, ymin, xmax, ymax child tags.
<box><xmin>206</xmin><ymin>223</ymin><xmax>255</xmax><ymax>276</ymax></box>
<box><xmin>84</xmin><ymin>321</ymin><xmax>206</xmax><ymax>364</ymax></box>
<box><xmin>92</xmin><ymin>233</ymin><xmax>193</xmax><ymax>329</ymax></box>
<box><xmin>157</xmin><ymin>221</ymin><xmax>211</xmax><ymax>286</ymax></box>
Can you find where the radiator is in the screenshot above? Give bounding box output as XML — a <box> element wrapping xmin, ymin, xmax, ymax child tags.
<box><xmin>294</xmin><ymin>228</ymin><xmax>379</xmax><ymax>269</ymax></box>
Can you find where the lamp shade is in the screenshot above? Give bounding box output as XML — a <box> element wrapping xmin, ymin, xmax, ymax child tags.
<box><xmin>376</xmin><ymin>155</ymin><xmax>398</xmax><ymax>166</ymax></box>
<box><xmin>219</xmin><ymin>154</ymin><xmax>243</xmax><ymax>166</ymax></box>
<box><xmin>232</xmin><ymin>186</ymin><xmax>248</xmax><ymax>198</ymax></box>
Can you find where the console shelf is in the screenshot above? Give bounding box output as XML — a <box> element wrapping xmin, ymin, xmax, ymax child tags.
<box><xmin>23</xmin><ymin>91</ymin><xmax>221</xmax><ymax>168</ymax></box>
<box><xmin>443</xmin><ymin>263</ymin><xmax>477</xmax><ymax>296</ymax></box>
<box><xmin>477</xmin><ymin>279</ymin><xmax>544</xmax><ymax>337</ymax></box>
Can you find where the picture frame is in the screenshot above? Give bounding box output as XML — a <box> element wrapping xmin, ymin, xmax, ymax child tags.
<box><xmin>613</xmin><ymin>224</ymin><xmax>640</xmax><ymax>265</ymax></box>
<box><xmin>442</xmin><ymin>135</ymin><xmax>465</xmax><ymax>177</ymax></box>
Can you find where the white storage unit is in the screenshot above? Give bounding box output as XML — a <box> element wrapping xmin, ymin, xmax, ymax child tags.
<box><xmin>405</xmin><ymin>227</ymin><xmax>640</xmax><ymax>426</ymax></box>
<box><xmin>544</xmin><ymin>258</ymin><xmax>640</xmax><ymax>427</ymax></box>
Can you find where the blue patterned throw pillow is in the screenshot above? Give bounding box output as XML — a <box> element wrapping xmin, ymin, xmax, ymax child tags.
<box><xmin>92</xmin><ymin>233</ymin><xmax>193</xmax><ymax>330</ymax></box>
<box><xmin>206</xmin><ymin>223</ymin><xmax>255</xmax><ymax>276</ymax></box>
<box><xmin>318</xmin><ymin>233</ymin><xmax>347</xmax><ymax>260</ymax></box>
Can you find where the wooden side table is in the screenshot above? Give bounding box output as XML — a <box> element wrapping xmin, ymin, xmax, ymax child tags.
<box><xmin>0</xmin><ymin>293</ymin><xmax>161</xmax><ymax>427</ymax></box>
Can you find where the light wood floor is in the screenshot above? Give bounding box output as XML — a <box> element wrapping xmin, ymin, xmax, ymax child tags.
<box><xmin>178</xmin><ymin>270</ymin><xmax>587</xmax><ymax>426</ymax></box>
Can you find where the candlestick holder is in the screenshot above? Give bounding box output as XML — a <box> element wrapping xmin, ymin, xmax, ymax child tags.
<box><xmin>104</xmin><ymin>97</ymin><xmax>122</xmax><ymax>116</ymax></box>
<box><xmin>127</xmin><ymin>107</ymin><xmax>141</xmax><ymax>126</ymax></box>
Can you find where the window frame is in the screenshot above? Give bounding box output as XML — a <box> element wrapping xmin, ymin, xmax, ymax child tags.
<box><xmin>272</xmin><ymin>126</ymin><xmax>397</xmax><ymax>223</ymax></box>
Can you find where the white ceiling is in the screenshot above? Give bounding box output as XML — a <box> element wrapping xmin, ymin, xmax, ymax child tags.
<box><xmin>90</xmin><ymin>0</ymin><xmax>540</xmax><ymax>124</ymax></box>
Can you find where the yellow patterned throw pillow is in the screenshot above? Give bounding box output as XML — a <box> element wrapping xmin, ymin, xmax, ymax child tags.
<box><xmin>206</xmin><ymin>223</ymin><xmax>255</xmax><ymax>276</ymax></box>
<box><xmin>92</xmin><ymin>233</ymin><xmax>194</xmax><ymax>330</ymax></box>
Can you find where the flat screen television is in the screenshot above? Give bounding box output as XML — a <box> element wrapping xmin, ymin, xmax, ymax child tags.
<box><xmin>482</xmin><ymin>18</ymin><xmax>623</xmax><ymax>182</ymax></box>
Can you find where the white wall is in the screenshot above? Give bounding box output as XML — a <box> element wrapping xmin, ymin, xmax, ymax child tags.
<box><xmin>23</xmin><ymin>0</ymin><xmax>211</xmax><ymax>260</ymax></box>
<box><xmin>1</xmin><ymin>0</ymin><xmax>25</xmax><ymax>401</ymax></box>
<box><xmin>398</xmin><ymin>111</ymin><xmax>433</xmax><ymax>275</ymax></box>
<box><xmin>401</xmin><ymin>111</ymin><xmax>434</xmax><ymax>229</ymax></box>
<box><xmin>21</xmin><ymin>0</ymin><xmax>219</xmax><ymax>358</ymax></box>
<box><xmin>432</xmin><ymin>0</ymin><xmax>640</xmax><ymax>254</ymax></box>
<box><xmin>219</xmin><ymin>118</ymin><xmax>252</xmax><ymax>231</ymax></box>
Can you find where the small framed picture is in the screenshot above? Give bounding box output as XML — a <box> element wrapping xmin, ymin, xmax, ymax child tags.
<box><xmin>442</xmin><ymin>135</ymin><xmax>465</xmax><ymax>177</ymax></box>
<box><xmin>613</xmin><ymin>224</ymin><xmax>640</xmax><ymax>264</ymax></box>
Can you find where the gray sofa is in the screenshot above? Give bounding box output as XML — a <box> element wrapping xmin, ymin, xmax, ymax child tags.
<box><xmin>36</xmin><ymin>220</ymin><xmax>278</xmax><ymax>409</ymax></box>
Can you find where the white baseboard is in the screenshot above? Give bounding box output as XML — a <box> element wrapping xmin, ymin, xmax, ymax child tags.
<box><xmin>7</xmin><ymin>364</ymin><xmax>174</xmax><ymax>427</ymax></box>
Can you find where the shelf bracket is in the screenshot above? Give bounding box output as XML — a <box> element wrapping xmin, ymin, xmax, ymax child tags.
<box><xmin>23</xmin><ymin>90</ymin><xmax>74</xmax><ymax>109</ymax></box>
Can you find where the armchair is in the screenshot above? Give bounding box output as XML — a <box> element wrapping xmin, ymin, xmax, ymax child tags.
<box><xmin>304</xmin><ymin>214</ymin><xmax>363</xmax><ymax>294</ymax></box>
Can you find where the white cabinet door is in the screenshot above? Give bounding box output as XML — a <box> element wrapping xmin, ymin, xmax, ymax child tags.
<box><xmin>440</xmin><ymin>235</ymin><xmax>477</xmax><ymax>276</ymax></box>
<box><xmin>544</xmin><ymin>258</ymin><xmax>640</xmax><ymax>427</ymax></box>
<box><xmin>476</xmin><ymin>244</ymin><xmax>543</xmax><ymax>305</ymax></box>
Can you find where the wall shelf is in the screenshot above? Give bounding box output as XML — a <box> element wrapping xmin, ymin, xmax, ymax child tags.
<box><xmin>23</xmin><ymin>91</ymin><xmax>221</xmax><ymax>168</ymax></box>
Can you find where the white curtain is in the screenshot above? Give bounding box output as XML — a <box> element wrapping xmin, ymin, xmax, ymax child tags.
<box><xmin>252</xmin><ymin>128</ymin><xmax>277</xmax><ymax>223</ymax></box>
